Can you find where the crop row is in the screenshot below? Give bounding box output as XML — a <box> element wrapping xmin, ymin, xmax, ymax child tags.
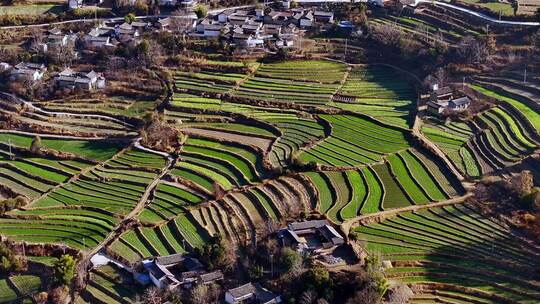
<box><xmin>138</xmin><ymin>182</ymin><xmax>204</xmax><ymax>224</ymax></box>
<box><xmin>0</xmin><ymin>133</ymin><xmax>122</xmax><ymax>161</ymax></box>
<box><xmin>109</xmin><ymin>213</ymin><xmax>208</xmax><ymax>264</ymax></box>
<box><xmin>255</xmin><ymin>60</ymin><xmax>347</xmax><ymax>84</ymax></box>
<box><xmin>304</xmin><ymin>148</ymin><xmax>459</xmax><ymax>223</ymax></box>
<box><xmin>0</xmin><ymin>275</ymin><xmax>41</xmax><ymax>303</ymax></box>
<box><xmin>189</xmin><ymin>175</ymin><xmax>314</xmax><ymax>245</ymax></box>
<box><xmin>172</xmin><ymin>137</ymin><xmax>266</xmax><ymax>194</ymax></box>
<box><xmin>298</xmin><ymin>114</ymin><xmax>410</xmax><ymax>167</ymax></box>
<box><xmin>233</xmin><ymin>76</ymin><xmax>337</xmax><ymax>105</ymax></box>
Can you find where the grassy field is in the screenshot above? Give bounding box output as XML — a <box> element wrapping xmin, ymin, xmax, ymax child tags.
<box><xmin>0</xmin><ymin>4</ymin><xmax>65</xmax><ymax>15</ymax></box>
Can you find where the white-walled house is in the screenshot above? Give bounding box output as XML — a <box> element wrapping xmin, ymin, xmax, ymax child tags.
<box><xmin>10</xmin><ymin>62</ymin><xmax>47</xmax><ymax>82</ymax></box>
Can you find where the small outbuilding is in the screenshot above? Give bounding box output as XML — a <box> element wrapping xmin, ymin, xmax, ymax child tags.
<box><xmin>225</xmin><ymin>283</ymin><xmax>282</xmax><ymax>304</ymax></box>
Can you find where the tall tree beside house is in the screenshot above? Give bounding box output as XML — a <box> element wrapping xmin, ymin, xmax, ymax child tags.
<box><xmin>194</xmin><ymin>5</ymin><xmax>208</xmax><ymax>19</ymax></box>
<box><xmin>54</xmin><ymin>255</ymin><xmax>76</xmax><ymax>285</ymax></box>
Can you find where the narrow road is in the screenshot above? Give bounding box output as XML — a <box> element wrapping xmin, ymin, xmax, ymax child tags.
<box><xmin>0</xmin><ymin>6</ymin><xmax>253</xmax><ymax>30</ymax></box>
<box><xmin>414</xmin><ymin>0</ymin><xmax>540</xmax><ymax>26</ymax></box>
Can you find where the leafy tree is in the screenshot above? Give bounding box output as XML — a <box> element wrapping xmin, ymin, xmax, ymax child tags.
<box><xmin>196</xmin><ymin>235</ymin><xmax>233</xmax><ymax>270</ymax></box>
<box><xmin>279</xmin><ymin>247</ymin><xmax>302</xmax><ymax>274</ymax></box>
<box><xmin>124</xmin><ymin>13</ymin><xmax>136</xmax><ymax>23</ymax></box>
<box><xmin>302</xmin><ymin>266</ymin><xmax>334</xmax><ymax>300</ymax></box>
<box><xmin>194</xmin><ymin>5</ymin><xmax>208</xmax><ymax>19</ymax></box>
<box><xmin>54</xmin><ymin>254</ymin><xmax>76</xmax><ymax>285</ymax></box>
<box><xmin>0</xmin><ymin>243</ymin><xmax>26</xmax><ymax>274</ymax></box>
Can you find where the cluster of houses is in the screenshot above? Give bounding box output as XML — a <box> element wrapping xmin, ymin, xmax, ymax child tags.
<box><xmin>128</xmin><ymin>219</ymin><xmax>344</xmax><ymax>303</ymax></box>
<box><xmin>192</xmin><ymin>7</ymin><xmax>335</xmax><ymax>48</ymax></box>
<box><xmin>139</xmin><ymin>253</ymin><xmax>281</xmax><ymax>304</ymax></box>
<box><xmin>0</xmin><ymin>61</ymin><xmax>106</xmax><ymax>91</ymax></box>
<box><xmin>426</xmin><ymin>84</ymin><xmax>471</xmax><ymax>116</ymax></box>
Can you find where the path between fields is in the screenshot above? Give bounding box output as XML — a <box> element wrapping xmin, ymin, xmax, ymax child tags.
<box><xmin>412</xmin><ymin>116</ymin><xmax>466</xmax><ymax>181</ymax></box>
<box><xmin>340</xmin><ymin>192</ymin><xmax>474</xmax><ymax>235</ymax></box>
<box><xmin>83</xmin><ymin>151</ymin><xmax>174</xmax><ymax>264</ymax></box>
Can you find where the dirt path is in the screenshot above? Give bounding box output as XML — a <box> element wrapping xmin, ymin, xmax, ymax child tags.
<box><xmin>412</xmin><ymin>116</ymin><xmax>466</xmax><ymax>181</ymax></box>
<box><xmin>340</xmin><ymin>193</ymin><xmax>473</xmax><ymax>235</ymax></box>
<box><xmin>81</xmin><ymin>152</ymin><xmax>174</xmax><ymax>265</ymax></box>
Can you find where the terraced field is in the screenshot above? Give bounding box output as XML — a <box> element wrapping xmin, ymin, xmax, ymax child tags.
<box><xmin>78</xmin><ymin>265</ymin><xmax>136</xmax><ymax>304</ymax></box>
<box><xmin>336</xmin><ymin>65</ymin><xmax>417</xmax><ymax>128</ymax></box>
<box><xmin>0</xmin><ymin>147</ymin><xmax>164</xmax><ymax>250</ymax></box>
<box><xmin>3</xmin><ymin>57</ymin><xmax>538</xmax><ymax>304</ymax></box>
<box><xmin>298</xmin><ymin>114</ymin><xmax>411</xmax><ymax>167</ymax></box>
<box><xmin>0</xmin><ymin>275</ymin><xmax>41</xmax><ymax>303</ymax></box>
<box><xmin>109</xmin><ymin>212</ymin><xmax>208</xmax><ymax>264</ymax></box>
<box><xmin>354</xmin><ymin>203</ymin><xmax>540</xmax><ymax>304</ymax></box>
<box><xmin>423</xmin><ymin>98</ymin><xmax>540</xmax><ymax>177</ymax></box>
<box><xmin>304</xmin><ymin>148</ymin><xmax>462</xmax><ymax>223</ymax></box>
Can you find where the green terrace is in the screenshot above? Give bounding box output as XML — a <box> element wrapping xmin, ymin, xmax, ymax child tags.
<box><xmin>78</xmin><ymin>265</ymin><xmax>136</xmax><ymax>304</ymax></box>
<box><xmin>171</xmin><ymin>137</ymin><xmax>266</xmax><ymax>194</ymax></box>
<box><xmin>355</xmin><ymin>203</ymin><xmax>540</xmax><ymax>304</ymax></box>
<box><xmin>336</xmin><ymin>65</ymin><xmax>417</xmax><ymax>128</ymax></box>
<box><xmin>304</xmin><ymin>148</ymin><xmax>461</xmax><ymax>223</ymax></box>
<box><xmin>0</xmin><ymin>148</ymin><xmax>166</xmax><ymax>250</ymax></box>
<box><xmin>234</xmin><ymin>76</ymin><xmax>338</xmax><ymax>105</ymax></box>
<box><xmin>0</xmin><ymin>133</ymin><xmax>123</xmax><ymax>161</ymax></box>
<box><xmin>255</xmin><ymin>60</ymin><xmax>347</xmax><ymax>84</ymax></box>
<box><xmin>298</xmin><ymin>114</ymin><xmax>411</xmax><ymax>167</ymax></box>
<box><xmin>109</xmin><ymin>213</ymin><xmax>209</xmax><ymax>264</ymax></box>
<box><xmin>0</xmin><ymin>275</ymin><xmax>41</xmax><ymax>303</ymax></box>
<box><xmin>423</xmin><ymin>103</ymin><xmax>540</xmax><ymax>177</ymax></box>
<box><xmin>138</xmin><ymin>182</ymin><xmax>204</xmax><ymax>224</ymax></box>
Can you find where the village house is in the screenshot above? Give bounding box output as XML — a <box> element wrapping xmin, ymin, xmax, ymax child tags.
<box><xmin>225</xmin><ymin>283</ymin><xmax>282</xmax><ymax>304</ymax></box>
<box><xmin>156</xmin><ymin>17</ymin><xmax>172</xmax><ymax>30</ymax></box>
<box><xmin>55</xmin><ymin>68</ymin><xmax>106</xmax><ymax>91</ymax></box>
<box><xmin>10</xmin><ymin>62</ymin><xmax>47</xmax><ymax>82</ymax></box>
<box><xmin>143</xmin><ymin>253</ymin><xmax>223</xmax><ymax>290</ymax></box>
<box><xmin>115</xmin><ymin>22</ymin><xmax>140</xmax><ymax>43</ymax></box>
<box><xmin>426</xmin><ymin>84</ymin><xmax>471</xmax><ymax>115</ymax></box>
<box><xmin>313</xmin><ymin>11</ymin><xmax>334</xmax><ymax>23</ymax></box>
<box><xmin>277</xmin><ymin>219</ymin><xmax>344</xmax><ymax>253</ymax></box>
<box><xmin>84</xmin><ymin>26</ymin><xmax>115</xmax><ymax>48</ymax></box>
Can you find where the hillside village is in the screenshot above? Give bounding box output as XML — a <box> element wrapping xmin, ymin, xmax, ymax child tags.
<box><xmin>0</xmin><ymin>0</ymin><xmax>538</xmax><ymax>303</ymax></box>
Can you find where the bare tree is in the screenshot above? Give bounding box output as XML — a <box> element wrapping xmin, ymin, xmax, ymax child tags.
<box><xmin>187</xmin><ymin>283</ymin><xmax>220</xmax><ymax>304</ymax></box>
<box><xmin>299</xmin><ymin>290</ymin><xmax>318</xmax><ymax>304</ymax></box>
<box><xmin>141</xmin><ymin>287</ymin><xmax>162</xmax><ymax>304</ymax></box>
<box><xmin>371</xmin><ymin>24</ymin><xmax>402</xmax><ymax>48</ymax></box>
<box><xmin>387</xmin><ymin>284</ymin><xmax>414</xmax><ymax>303</ymax></box>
